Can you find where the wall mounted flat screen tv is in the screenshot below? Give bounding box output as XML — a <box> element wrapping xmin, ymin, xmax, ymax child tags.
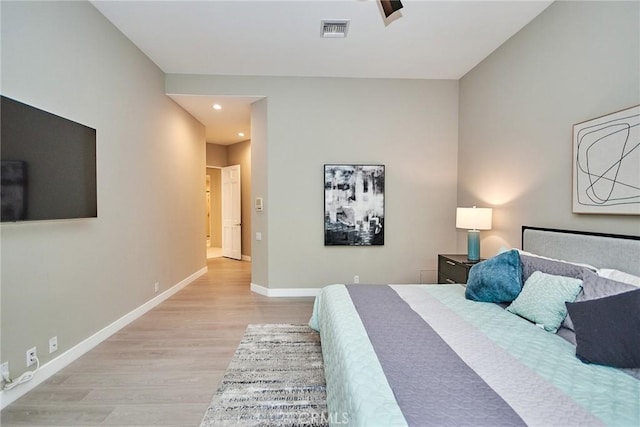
<box><xmin>1</xmin><ymin>96</ymin><xmax>97</xmax><ymax>222</ymax></box>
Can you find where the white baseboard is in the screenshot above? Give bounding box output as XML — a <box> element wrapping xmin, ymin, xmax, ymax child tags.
<box><xmin>0</xmin><ymin>266</ymin><xmax>208</xmax><ymax>410</ymax></box>
<box><xmin>250</xmin><ymin>283</ymin><xmax>321</xmax><ymax>297</ymax></box>
<box><xmin>241</xmin><ymin>255</ymin><xmax>252</xmax><ymax>262</ymax></box>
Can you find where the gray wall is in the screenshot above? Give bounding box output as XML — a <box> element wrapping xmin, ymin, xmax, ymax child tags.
<box><xmin>251</xmin><ymin>98</ymin><xmax>269</xmax><ymax>287</ymax></box>
<box><xmin>1</xmin><ymin>1</ymin><xmax>205</xmax><ymax>374</ymax></box>
<box><xmin>167</xmin><ymin>75</ymin><xmax>460</xmax><ymax>288</ymax></box>
<box><xmin>458</xmin><ymin>0</ymin><xmax>640</xmax><ymax>256</ymax></box>
<box><xmin>206</xmin><ymin>143</ymin><xmax>227</xmax><ymax>167</ymax></box>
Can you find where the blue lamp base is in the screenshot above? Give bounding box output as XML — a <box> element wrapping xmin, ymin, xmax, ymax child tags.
<box><xmin>467</xmin><ymin>230</ymin><xmax>480</xmax><ymax>262</ymax></box>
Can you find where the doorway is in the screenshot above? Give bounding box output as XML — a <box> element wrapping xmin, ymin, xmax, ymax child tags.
<box><xmin>205</xmin><ymin>139</ymin><xmax>252</xmax><ymax>262</ymax></box>
<box><xmin>206</xmin><ymin>164</ymin><xmax>244</xmax><ymax>260</ymax></box>
<box><xmin>206</xmin><ymin>167</ymin><xmax>222</xmax><ymax>259</ymax></box>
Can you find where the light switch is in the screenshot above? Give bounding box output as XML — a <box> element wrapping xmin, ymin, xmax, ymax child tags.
<box><xmin>256</xmin><ymin>232</ymin><xmax>262</xmax><ymax>241</ymax></box>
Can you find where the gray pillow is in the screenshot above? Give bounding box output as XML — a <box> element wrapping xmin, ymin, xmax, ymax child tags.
<box><xmin>520</xmin><ymin>254</ymin><xmax>595</xmax><ymax>284</ymax></box>
<box><xmin>562</xmin><ymin>270</ymin><xmax>637</xmax><ymax>331</ymax></box>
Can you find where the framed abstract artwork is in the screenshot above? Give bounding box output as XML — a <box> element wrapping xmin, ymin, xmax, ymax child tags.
<box><xmin>0</xmin><ymin>160</ymin><xmax>27</xmax><ymax>221</ymax></box>
<box><xmin>324</xmin><ymin>164</ymin><xmax>385</xmax><ymax>246</ymax></box>
<box><xmin>573</xmin><ymin>105</ymin><xmax>639</xmax><ymax>215</ymax></box>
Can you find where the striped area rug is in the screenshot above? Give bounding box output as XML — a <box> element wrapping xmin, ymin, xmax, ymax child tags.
<box><xmin>200</xmin><ymin>324</ymin><xmax>328</xmax><ymax>426</ymax></box>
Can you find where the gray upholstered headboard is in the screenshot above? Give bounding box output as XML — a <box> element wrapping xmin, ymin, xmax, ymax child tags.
<box><xmin>522</xmin><ymin>226</ymin><xmax>640</xmax><ymax>277</ymax></box>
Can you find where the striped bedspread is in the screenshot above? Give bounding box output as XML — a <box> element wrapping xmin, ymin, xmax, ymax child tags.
<box><xmin>309</xmin><ymin>284</ymin><xmax>640</xmax><ymax>427</ymax></box>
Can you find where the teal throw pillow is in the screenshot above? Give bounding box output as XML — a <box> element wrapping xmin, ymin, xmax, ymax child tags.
<box><xmin>465</xmin><ymin>249</ymin><xmax>522</xmax><ymax>303</ymax></box>
<box><xmin>506</xmin><ymin>271</ymin><xmax>583</xmax><ymax>333</ymax></box>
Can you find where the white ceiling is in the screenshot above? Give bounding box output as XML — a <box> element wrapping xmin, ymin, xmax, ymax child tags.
<box><xmin>168</xmin><ymin>94</ymin><xmax>262</xmax><ymax>144</ymax></box>
<box><xmin>92</xmin><ymin>0</ymin><xmax>553</xmax><ymax>145</ymax></box>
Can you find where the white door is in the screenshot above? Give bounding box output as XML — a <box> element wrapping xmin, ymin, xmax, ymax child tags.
<box><xmin>222</xmin><ymin>165</ymin><xmax>242</xmax><ymax>260</ymax></box>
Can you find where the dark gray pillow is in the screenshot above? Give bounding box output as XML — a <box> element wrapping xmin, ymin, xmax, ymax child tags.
<box><xmin>562</xmin><ymin>270</ymin><xmax>637</xmax><ymax>331</ymax></box>
<box><xmin>520</xmin><ymin>254</ymin><xmax>595</xmax><ymax>284</ymax></box>
<box><xmin>566</xmin><ymin>288</ymin><xmax>640</xmax><ymax>369</ymax></box>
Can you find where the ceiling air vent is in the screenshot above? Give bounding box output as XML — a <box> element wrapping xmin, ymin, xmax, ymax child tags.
<box><xmin>321</xmin><ymin>20</ymin><xmax>350</xmax><ymax>38</ymax></box>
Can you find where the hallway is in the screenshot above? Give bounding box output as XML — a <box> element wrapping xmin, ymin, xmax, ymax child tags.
<box><xmin>206</xmin><ymin>246</ymin><xmax>222</xmax><ymax>259</ymax></box>
<box><xmin>1</xmin><ymin>258</ymin><xmax>315</xmax><ymax>426</ymax></box>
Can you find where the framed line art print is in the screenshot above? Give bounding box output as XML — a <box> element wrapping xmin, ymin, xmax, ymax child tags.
<box><xmin>324</xmin><ymin>164</ymin><xmax>385</xmax><ymax>246</ymax></box>
<box><xmin>573</xmin><ymin>105</ymin><xmax>640</xmax><ymax>215</ymax></box>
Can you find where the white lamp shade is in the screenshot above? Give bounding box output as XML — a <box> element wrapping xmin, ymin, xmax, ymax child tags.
<box><xmin>456</xmin><ymin>207</ymin><xmax>492</xmax><ymax>230</ymax></box>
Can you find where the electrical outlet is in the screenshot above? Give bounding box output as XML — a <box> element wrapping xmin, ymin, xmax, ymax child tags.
<box><xmin>1</xmin><ymin>362</ymin><xmax>9</xmax><ymax>381</ymax></box>
<box><xmin>354</xmin><ymin>275</ymin><xmax>360</xmax><ymax>284</ymax></box>
<box><xmin>26</xmin><ymin>347</ymin><xmax>37</xmax><ymax>367</ymax></box>
<box><xmin>49</xmin><ymin>336</ymin><xmax>58</xmax><ymax>354</ymax></box>
<box><xmin>154</xmin><ymin>282</ymin><xmax>159</xmax><ymax>293</ymax></box>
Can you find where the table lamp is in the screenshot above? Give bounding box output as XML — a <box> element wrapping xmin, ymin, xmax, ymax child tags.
<box><xmin>456</xmin><ymin>206</ymin><xmax>492</xmax><ymax>262</ymax></box>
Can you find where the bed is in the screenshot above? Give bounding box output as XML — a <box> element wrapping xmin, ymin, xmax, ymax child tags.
<box><xmin>309</xmin><ymin>226</ymin><xmax>640</xmax><ymax>426</ymax></box>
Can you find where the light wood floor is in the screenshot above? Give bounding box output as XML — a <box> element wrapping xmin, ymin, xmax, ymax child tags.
<box><xmin>0</xmin><ymin>258</ymin><xmax>315</xmax><ymax>426</ymax></box>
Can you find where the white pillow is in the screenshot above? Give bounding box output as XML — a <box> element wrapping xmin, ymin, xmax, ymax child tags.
<box><xmin>597</xmin><ymin>269</ymin><xmax>640</xmax><ymax>287</ymax></box>
<box><xmin>516</xmin><ymin>249</ymin><xmax>597</xmax><ymax>270</ymax></box>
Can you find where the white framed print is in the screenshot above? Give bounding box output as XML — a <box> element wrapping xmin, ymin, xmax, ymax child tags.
<box><xmin>573</xmin><ymin>105</ymin><xmax>640</xmax><ymax>215</ymax></box>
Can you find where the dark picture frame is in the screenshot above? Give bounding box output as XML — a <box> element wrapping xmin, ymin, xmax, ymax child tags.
<box><xmin>324</xmin><ymin>164</ymin><xmax>385</xmax><ymax>246</ymax></box>
<box><xmin>1</xmin><ymin>160</ymin><xmax>28</xmax><ymax>221</ymax></box>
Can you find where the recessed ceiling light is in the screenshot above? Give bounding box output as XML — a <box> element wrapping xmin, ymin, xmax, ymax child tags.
<box><xmin>212</xmin><ymin>104</ymin><xmax>222</xmax><ymax>110</ymax></box>
<box><xmin>238</xmin><ymin>132</ymin><xmax>245</xmax><ymax>137</ymax></box>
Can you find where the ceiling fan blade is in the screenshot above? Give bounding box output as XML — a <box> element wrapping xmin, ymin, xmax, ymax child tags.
<box><xmin>380</xmin><ymin>0</ymin><xmax>403</xmax><ymax>18</ymax></box>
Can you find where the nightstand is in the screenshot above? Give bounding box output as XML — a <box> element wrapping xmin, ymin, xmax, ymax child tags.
<box><xmin>438</xmin><ymin>254</ymin><xmax>483</xmax><ymax>285</ymax></box>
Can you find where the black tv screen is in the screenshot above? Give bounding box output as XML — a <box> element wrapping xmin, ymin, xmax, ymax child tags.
<box><xmin>1</xmin><ymin>96</ymin><xmax>97</xmax><ymax>222</ymax></box>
